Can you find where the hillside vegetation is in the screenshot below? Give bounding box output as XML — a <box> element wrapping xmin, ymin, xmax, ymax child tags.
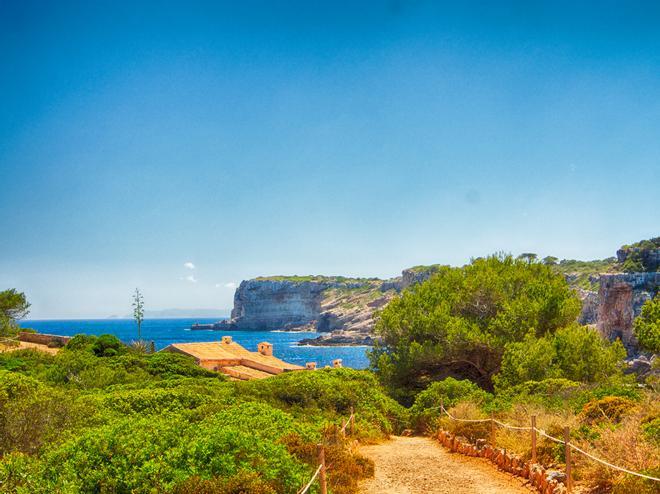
<box><xmin>254</xmin><ymin>275</ymin><xmax>380</xmax><ymax>285</ymax></box>
<box><xmin>0</xmin><ymin>335</ymin><xmax>406</xmax><ymax>494</ymax></box>
<box><xmin>370</xmin><ymin>255</ymin><xmax>626</xmax><ymax>400</ymax></box>
<box><xmin>371</xmin><ymin>253</ymin><xmax>659</xmax><ymax>493</ymax></box>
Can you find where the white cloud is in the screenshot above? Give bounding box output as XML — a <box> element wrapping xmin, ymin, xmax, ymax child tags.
<box><xmin>184</xmin><ymin>275</ymin><xmax>197</xmax><ymax>283</ymax></box>
<box><xmin>224</xmin><ymin>282</ymin><xmax>237</xmax><ymax>289</ymax></box>
<box><xmin>183</xmin><ymin>262</ymin><xmax>195</xmax><ymax>270</ymax></box>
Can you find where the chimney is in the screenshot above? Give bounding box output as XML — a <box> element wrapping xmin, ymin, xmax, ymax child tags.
<box><xmin>305</xmin><ymin>362</ymin><xmax>317</xmax><ymax>370</ymax></box>
<box><xmin>332</xmin><ymin>359</ymin><xmax>343</xmax><ymax>368</ymax></box>
<box><xmin>221</xmin><ymin>336</ymin><xmax>232</xmax><ymax>345</ymax></box>
<box><xmin>258</xmin><ymin>342</ymin><xmax>273</xmax><ymax>356</ymax></box>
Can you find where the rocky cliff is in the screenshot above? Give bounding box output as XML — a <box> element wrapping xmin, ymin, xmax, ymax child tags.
<box><xmin>227</xmin><ymin>279</ymin><xmax>334</xmax><ymax>331</ymax></box>
<box><xmin>221</xmin><ymin>242</ymin><xmax>658</xmax><ymax>349</ymax></box>
<box><xmin>595</xmin><ymin>272</ymin><xmax>659</xmax><ymax>352</ymax></box>
<box><xmin>220</xmin><ymin>267</ymin><xmax>441</xmax><ymax>345</ymax></box>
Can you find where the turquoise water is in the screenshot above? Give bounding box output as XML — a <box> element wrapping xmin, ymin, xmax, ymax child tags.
<box><xmin>20</xmin><ymin>318</ymin><xmax>370</xmax><ymax>369</ymax></box>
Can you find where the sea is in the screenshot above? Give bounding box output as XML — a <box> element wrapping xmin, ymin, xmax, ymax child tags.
<box><xmin>19</xmin><ymin>318</ymin><xmax>370</xmax><ymax>369</ymax></box>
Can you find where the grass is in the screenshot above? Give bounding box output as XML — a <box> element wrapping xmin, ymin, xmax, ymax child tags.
<box><xmin>418</xmin><ymin>379</ymin><xmax>659</xmax><ymax>493</ymax></box>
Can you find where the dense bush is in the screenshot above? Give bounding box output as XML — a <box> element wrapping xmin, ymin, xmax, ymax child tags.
<box><xmin>35</xmin><ymin>406</ymin><xmax>311</xmax><ymax>494</ymax></box>
<box><xmin>0</xmin><ymin>345</ymin><xmax>402</xmax><ymax>493</ymax></box>
<box><xmin>579</xmin><ymin>396</ymin><xmax>637</xmax><ymax>424</ymax></box>
<box><xmin>410</xmin><ymin>378</ymin><xmax>491</xmax><ymax>432</ymax></box>
<box><xmin>371</xmin><ymin>254</ymin><xmax>582</xmax><ymax>402</ymax></box>
<box><xmin>495</xmin><ymin>324</ymin><xmax>626</xmax><ymax>389</ymax></box>
<box><xmin>235</xmin><ymin>368</ymin><xmax>408</xmax><ymax>438</ymax></box>
<box><xmin>634</xmin><ymin>296</ymin><xmax>659</xmax><ymax>354</ymax></box>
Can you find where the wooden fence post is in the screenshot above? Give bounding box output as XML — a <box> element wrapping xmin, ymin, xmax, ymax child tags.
<box><xmin>318</xmin><ymin>444</ymin><xmax>327</xmax><ymax>494</ymax></box>
<box><xmin>490</xmin><ymin>413</ymin><xmax>496</xmax><ymax>447</ymax></box>
<box><xmin>531</xmin><ymin>415</ymin><xmax>537</xmax><ymax>463</ymax></box>
<box><xmin>564</xmin><ymin>427</ymin><xmax>572</xmax><ymax>493</ymax></box>
<box><xmin>350</xmin><ymin>406</ymin><xmax>355</xmax><ymax>436</ymax></box>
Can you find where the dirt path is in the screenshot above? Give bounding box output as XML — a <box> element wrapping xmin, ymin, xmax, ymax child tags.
<box><xmin>358</xmin><ymin>436</ymin><xmax>533</xmax><ymax>494</ymax></box>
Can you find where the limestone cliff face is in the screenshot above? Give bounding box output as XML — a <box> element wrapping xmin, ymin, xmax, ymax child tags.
<box><xmin>223</xmin><ymin>271</ymin><xmax>421</xmax><ymax>341</ymax></box>
<box><xmin>576</xmin><ymin>288</ymin><xmax>600</xmax><ymax>325</ymax></box>
<box><xmin>228</xmin><ymin>279</ymin><xmax>364</xmax><ymax>331</ymax></box>
<box><xmin>225</xmin><ymin>277</ymin><xmax>396</xmax><ymax>333</ymax></box>
<box><xmin>596</xmin><ymin>272</ymin><xmax>659</xmax><ymax>352</ymax></box>
<box><xmin>400</xmin><ymin>265</ymin><xmax>441</xmax><ymax>289</ymax></box>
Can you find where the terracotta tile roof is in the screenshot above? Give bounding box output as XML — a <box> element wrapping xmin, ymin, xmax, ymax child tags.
<box><xmin>222</xmin><ymin>365</ymin><xmax>275</xmax><ymax>380</ymax></box>
<box><xmin>167</xmin><ymin>341</ymin><xmax>243</xmax><ymax>361</ymax></box>
<box><xmin>162</xmin><ymin>338</ymin><xmax>303</xmax><ymax>379</ymax></box>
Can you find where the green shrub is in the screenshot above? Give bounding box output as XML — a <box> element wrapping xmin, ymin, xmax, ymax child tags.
<box><xmin>410</xmin><ymin>378</ymin><xmax>491</xmax><ymax>431</ymax></box>
<box><xmin>235</xmin><ymin>368</ymin><xmax>408</xmax><ymax>436</ymax></box>
<box><xmin>65</xmin><ymin>334</ymin><xmax>98</xmax><ymax>351</ymax></box>
<box><xmin>145</xmin><ymin>351</ymin><xmax>220</xmax><ymax>379</ymax></box>
<box><xmin>91</xmin><ymin>334</ymin><xmax>126</xmax><ymax>357</ymax></box>
<box><xmin>641</xmin><ymin>417</ymin><xmax>660</xmax><ymax>446</ymax></box>
<box><xmin>38</xmin><ymin>406</ymin><xmax>312</xmax><ymax>493</ymax></box>
<box><xmin>634</xmin><ymin>296</ymin><xmax>659</xmax><ymax>354</ymax></box>
<box><xmin>580</xmin><ymin>396</ymin><xmax>638</xmax><ymax>424</ymax></box>
<box><xmin>0</xmin><ymin>371</ymin><xmax>95</xmax><ymax>456</ymax></box>
<box><xmin>495</xmin><ymin>325</ymin><xmax>625</xmax><ymax>390</ymax></box>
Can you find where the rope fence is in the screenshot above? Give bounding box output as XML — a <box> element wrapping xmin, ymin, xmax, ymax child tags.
<box><xmin>297</xmin><ymin>464</ymin><xmax>324</xmax><ymax>494</ymax></box>
<box><xmin>297</xmin><ymin>407</ymin><xmax>356</xmax><ymax>494</ymax></box>
<box><xmin>438</xmin><ymin>402</ymin><xmax>660</xmax><ymax>490</ymax></box>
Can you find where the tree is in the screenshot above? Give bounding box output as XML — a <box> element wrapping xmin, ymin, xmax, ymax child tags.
<box><xmin>370</xmin><ymin>255</ymin><xmax>581</xmax><ymax>402</ymax></box>
<box><xmin>518</xmin><ymin>253</ymin><xmax>538</xmax><ymax>263</ymax></box>
<box><xmin>634</xmin><ymin>296</ymin><xmax>659</xmax><ymax>354</ymax></box>
<box><xmin>0</xmin><ymin>289</ymin><xmax>30</xmax><ymax>337</ymax></box>
<box><xmin>542</xmin><ymin>256</ymin><xmax>559</xmax><ymax>266</ymax></box>
<box><xmin>132</xmin><ymin>288</ymin><xmax>144</xmax><ymax>340</ymax></box>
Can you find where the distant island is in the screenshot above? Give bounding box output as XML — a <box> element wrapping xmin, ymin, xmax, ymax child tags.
<box><xmin>110</xmin><ymin>308</ymin><xmax>230</xmax><ymax>319</ymax></box>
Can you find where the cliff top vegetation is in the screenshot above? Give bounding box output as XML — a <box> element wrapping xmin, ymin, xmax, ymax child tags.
<box><xmin>254</xmin><ymin>275</ymin><xmax>381</xmax><ymax>285</ymax></box>
<box><xmin>553</xmin><ymin>257</ymin><xmax>619</xmax><ymax>290</ymax></box>
<box><xmin>406</xmin><ymin>264</ymin><xmax>443</xmax><ymax>273</ymax></box>
<box><xmin>618</xmin><ymin>237</ymin><xmax>660</xmax><ymax>272</ymax></box>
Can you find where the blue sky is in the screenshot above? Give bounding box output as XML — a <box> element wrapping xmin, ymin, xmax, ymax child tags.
<box><xmin>1</xmin><ymin>1</ymin><xmax>658</xmax><ymax>318</ymax></box>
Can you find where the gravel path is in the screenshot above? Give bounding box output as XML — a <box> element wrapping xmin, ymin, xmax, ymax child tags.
<box><xmin>358</xmin><ymin>436</ymin><xmax>534</xmax><ymax>494</ymax></box>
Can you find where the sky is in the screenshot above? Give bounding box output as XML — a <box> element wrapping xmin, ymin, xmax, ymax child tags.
<box><xmin>1</xmin><ymin>1</ymin><xmax>659</xmax><ymax>319</ymax></box>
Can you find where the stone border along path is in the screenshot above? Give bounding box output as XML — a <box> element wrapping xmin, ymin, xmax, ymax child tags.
<box><xmin>358</xmin><ymin>436</ymin><xmax>534</xmax><ymax>494</ymax></box>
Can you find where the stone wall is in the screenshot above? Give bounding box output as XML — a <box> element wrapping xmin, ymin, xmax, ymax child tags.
<box><xmin>18</xmin><ymin>332</ymin><xmax>71</xmax><ymax>346</ymax></box>
<box><xmin>437</xmin><ymin>430</ymin><xmax>568</xmax><ymax>494</ymax></box>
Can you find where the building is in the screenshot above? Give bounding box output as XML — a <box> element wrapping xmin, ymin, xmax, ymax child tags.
<box><xmin>162</xmin><ymin>335</ymin><xmax>304</xmax><ymax>380</ymax></box>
